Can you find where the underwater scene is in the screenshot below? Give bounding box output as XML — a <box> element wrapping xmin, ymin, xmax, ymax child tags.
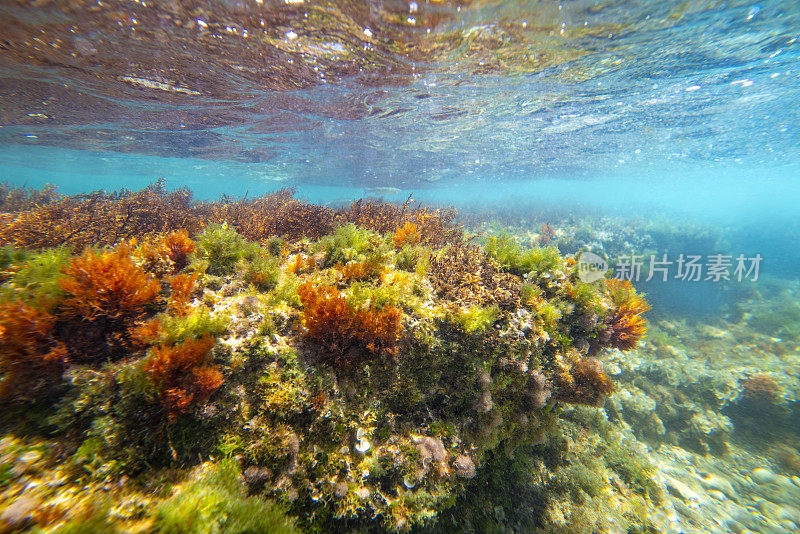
<box><xmin>1</xmin><ymin>0</ymin><xmax>800</xmax><ymax>533</ymax></box>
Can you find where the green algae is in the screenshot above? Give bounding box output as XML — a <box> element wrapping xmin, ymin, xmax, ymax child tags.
<box><xmin>240</xmin><ymin>252</ymin><xmax>281</xmax><ymax>291</ymax></box>
<box><xmin>160</xmin><ymin>308</ymin><xmax>231</xmax><ymax>345</ymax></box>
<box><xmin>0</xmin><ymin>222</ymin><xmax>662</xmax><ymax>534</ymax></box>
<box><xmin>315</xmin><ymin>223</ymin><xmax>389</xmax><ymax>268</ymax></box>
<box><xmin>451</xmin><ymin>305</ymin><xmax>500</xmax><ymax>334</ymax></box>
<box><xmin>155</xmin><ymin>460</ymin><xmax>298</xmax><ymax>534</ymax></box>
<box><xmin>40</xmin><ymin>515</ymin><xmax>120</xmax><ymax>534</ymax></box>
<box><xmin>195</xmin><ymin>223</ymin><xmax>261</xmax><ymax>276</ymax></box>
<box><xmin>0</xmin><ymin>245</ymin><xmax>71</xmax><ymax>303</ymax></box>
<box><xmin>485</xmin><ymin>233</ymin><xmax>563</xmax><ymax>277</ymax></box>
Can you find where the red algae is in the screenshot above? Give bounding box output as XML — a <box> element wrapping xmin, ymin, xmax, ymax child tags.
<box><xmin>604</xmin><ymin>278</ymin><xmax>650</xmax><ymax>351</ymax></box>
<box><xmin>144</xmin><ymin>336</ymin><xmax>222</xmax><ymax>419</ymax></box>
<box><xmin>297</xmin><ymin>281</ymin><xmax>401</xmax><ymax>367</ymax></box>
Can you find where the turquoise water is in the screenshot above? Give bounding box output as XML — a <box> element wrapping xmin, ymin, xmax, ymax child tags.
<box><xmin>2</xmin><ymin>1</ymin><xmax>800</xmax><ymax>533</ymax></box>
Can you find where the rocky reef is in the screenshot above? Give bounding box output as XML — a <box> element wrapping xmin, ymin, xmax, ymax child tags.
<box><xmin>0</xmin><ymin>183</ymin><xmax>667</xmax><ymax>533</ymax></box>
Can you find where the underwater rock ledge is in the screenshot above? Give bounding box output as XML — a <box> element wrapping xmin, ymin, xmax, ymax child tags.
<box><xmin>0</xmin><ymin>183</ymin><xmax>665</xmax><ymax>533</ymax></box>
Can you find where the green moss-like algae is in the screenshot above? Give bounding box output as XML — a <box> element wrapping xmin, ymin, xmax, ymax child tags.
<box><xmin>0</xmin><ymin>218</ymin><xmax>661</xmax><ymax>534</ymax></box>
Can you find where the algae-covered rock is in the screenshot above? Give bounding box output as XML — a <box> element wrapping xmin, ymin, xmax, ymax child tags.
<box><xmin>0</xmin><ymin>214</ymin><xmax>661</xmax><ymax>533</ymax></box>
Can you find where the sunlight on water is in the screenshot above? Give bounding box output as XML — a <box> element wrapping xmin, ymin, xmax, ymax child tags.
<box><xmin>1</xmin><ymin>1</ymin><xmax>799</xmax><ymax>533</ymax></box>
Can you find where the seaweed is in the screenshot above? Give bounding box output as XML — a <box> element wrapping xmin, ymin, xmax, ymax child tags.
<box><xmin>602</xmin><ymin>278</ymin><xmax>650</xmax><ymax>351</ymax></box>
<box><xmin>484</xmin><ymin>233</ymin><xmax>562</xmax><ymax>277</ymax></box>
<box><xmin>167</xmin><ymin>272</ymin><xmax>200</xmax><ymax>316</ymax></box>
<box><xmin>316</xmin><ymin>223</ymin><xmax>388</xmax><ymax>268</ymax></box>
<box><xmin>0</xmin><ymin>246</ymin><xmax>71</xmax><ymax>303</ymax></box>
<box><xmin>0</xmin><ymin>183</ymin><xmax>464</xmax><ymax>252</ymax></box>
<box><xmin>216</xmin><ymin>188</ymin><xmax>334</xmax><ymax>242</ymax></box>
<box><xmin>297</xmin><ymin>281</ymin><xmax>401</xmax><ymax>367</ymax></box>
<box><xmin>140</xmin><ymin>230</ymin><xmax>196</xmax><ymax>275</ymax></box>
<box><xmin>194</xmin><ymin>223</ymin><xmax>259</xmax><ymax>276</ymax></box>
<box><xmin>451</xmin><ymin>305</ymin><xmax>500</xmax><ymax>334</ymax></box>
<box><xmin>553</xmin><ymin>357</ymin><xmax>614</xmax><ymax>407</ymax></box>
<box><xmin>336</xmin><ymin>196</ymin><xmax>461</xmax><ymax>248</ymax></box>
<box><xmin>0</xmin><ymin>184</ymin><xmax>664</xmax><ymax>534</ymax></box>
<box><xmin>393</xmin><ymin>221</ymin><xmax>422</xmax><ymax>249</ymax></box>
<box><xmin>154</xmin><ymin>460</ymin><xmax>298</xmax><ymax>534</ymax></box>
<box><xmin>0</xmin><ymin>181</ymin><xmax>60</xmax><ymax>213</ymax></box>
<box><xmin>0</xmin><ymin>301</ymin><xmax>67</xmax><ymax>400</ymax></box>
<box><xmin>159</xmin><ymin>308</ymin><xmax>230</xmax><ymax>346</ymax></box>
<box><xmin>57</xmin><ymin>245</ymin><xmax>160</xmax><ymax>361</ymax></box>
<box><xmin>0</xmin><ymin>180</ymin><xmax>204</xmax><ymax>250</ymax></box>
<box><xmin>739</xmin><ymin>373</ymin><xmax>782</xmax><ymax>404</ymax></box>
<box><xmin>144</xmin><ymin>336</ymin><xmax>223</xmax><ymax>418</ymax></box>
<box><xmin>240</xmin><ymin>251</ymin><xmax>281</xmax><ymax>291</ymax></box>
<box><xmin>428</xmin><ymin>243</ymin><xmax>520</xmax><ymax>309</ymax></box>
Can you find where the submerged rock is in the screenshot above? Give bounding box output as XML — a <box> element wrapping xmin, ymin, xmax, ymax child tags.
<box><xmin>454</xmin><ymin>455</ymin><xmax>477</xmax><ymax>479</ymax></box>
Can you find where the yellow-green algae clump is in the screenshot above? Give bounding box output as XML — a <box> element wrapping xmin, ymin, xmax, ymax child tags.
<box><xmin>0</xmin><ymin>185</ymin><xmax>660</xmax><ymax>533</ymax></box>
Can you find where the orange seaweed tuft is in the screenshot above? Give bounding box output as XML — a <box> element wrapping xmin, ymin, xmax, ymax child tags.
<box><xmin>297</xmin><ymin>281</ymin><xmax>401</xmax><ymax>367</ymax></box>
<box><xmin>393</xmin><ymin>221</ymin><xmax>421</xmax><ymax>249</ymax></box>
<box><xmin>167</xmin><ymin>272</ymin><xmax>199</xmax><ymax>316</ymax></box>
<box><xmin>284</xmin><ymin>253</ymin><xmax>316</xmax><ymax>275</ymax></box>
<box><xmin>604</xmin><ymin>278</ymin><xmax>650</xmax><ymax>351</ymax></box>
<box><xmin>553</xmin><ymin>357</ymin><xmax>614</xmax><ymax>407</ymax></box>
<box><xmin>160</xmin><ymin>230</ymin><xmax>195</xmax><ymax>272</ymax></box>
<box><xmin>0</xmin><ymin>301</ymin><xmax>67</xmax><ymax>399</ymax></box>
<box><xmin>59</xmin><ymin>245</ymin><xmax>160</xmax><ymax>322</ymax></box>
<box><xmin>140</xmin><ymin>230</ymin><xmax>196</xmax><ymax>275</ymax></box>
<box><xmin>144</xmin><ymin>335</ymin><xmax>222</xmax><ymax>418</ymax></box>
<box><xmin>336</xmin><ymin>259</ymin><xmax>382</xmax><ymax>282</ymax></box>
<box><xmin>130</xmin><ymin>317</ymin><xmax>165</xmax><ymax>348</ymax></box>
<box><xmin>58</xmin><ymin>245</ymin><xmax>161</xmax><ymax>360</ymax></box>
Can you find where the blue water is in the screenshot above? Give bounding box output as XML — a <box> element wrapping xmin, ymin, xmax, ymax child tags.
<box><xmin>1</xmin><ymin>0</ymin><xmax>799</xmax><ymax>321</ymax></box>
<box><xmin>2</xmin><ymin>1</ymin><xmax>799</xmax><ymax>191</ymax></box>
